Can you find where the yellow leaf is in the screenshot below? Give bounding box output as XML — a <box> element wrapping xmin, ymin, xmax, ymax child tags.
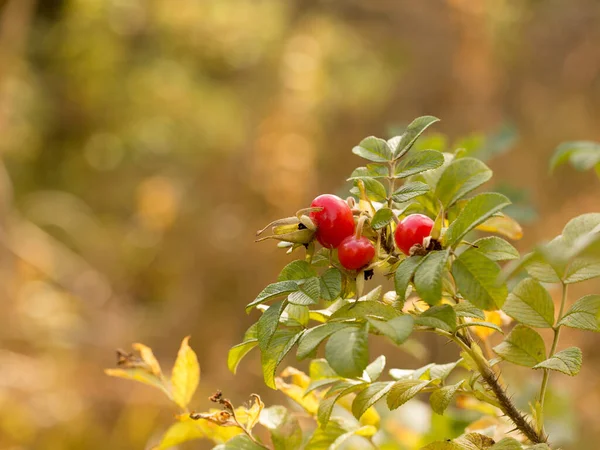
<box><xmin>132</xmin><ymin>343</ymin><xmax>163</xmax><ymax>377</ymax></box>
<box><xmin>275</xmin><ymin>367</ymin><xmax>321</xmax><ymax>415</ymax></box>
<box><xmin>465</xmin><ymin>415</ymin><xmax>500</xmax><ymax>434</ymax></box>
<box><xmin>105</xmin><ymin>368</ymin><xmax>169</xmax><ymax>396</ymax></box>
<box><xmin>155</xmin><ymin>413</ymin><xmax>242</xmax><ymax>449</ymax></box>
<box><xmin>456</xmin><ymin>395</ymin><xmax>498</xmax><ymax>415</ymax></box>
<box><xmin>355</xmin><ymin>425</ymin><xmax>377</xmax><ymax>437</ymax></box>
<box><xmin>243</xmin><ymin>394</ymin><xmax>264</xmax><ymax>431</ymax></box>
<box><xmin>171</xmin><ymin>336</ymin><xmax>200</xmax><ymax>409</ymax></box>
<box><xmin>470</xmin><ymin>311</ymin><xmax>502</xmax><ymax>340</ymax></box>
<box><xmin>154</xmin><ymin>418</ymin><xmax>206</xmax><ymax>449</ymax></box>
<box><xmin>476</xmin><ymin>214</ymin><xmax>523</xmax><ymax>240</ymax></box>
<box><xmin>358</xmin><ymin>406</ymin><xmax>380</xmax><ymax>428</ymax></box>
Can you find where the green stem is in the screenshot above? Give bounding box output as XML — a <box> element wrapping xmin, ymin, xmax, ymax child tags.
<box><xmin>387</xmin><ymin>161</ymin><xmax>396</xmax><ymax>209</ymax></box>
<box><xmin>538</xmin><ymin>282</ymin><xmax>568</xmax><ymax>433</ymax></box>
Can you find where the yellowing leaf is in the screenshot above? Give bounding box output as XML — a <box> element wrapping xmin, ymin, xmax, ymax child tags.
<box><xmin>104</xmin><ymin>368</ymin><xmax>169</xmax><ymax>397</ymax></box>
<box><xmin>469</xmin><ymin>311</ymin><xmax>504</xmax><ymax>340</ymax></box>
<box><xmin>132</xmin><ymin>343</ymin><xmax>163</xmax><ymax>377</ymax></box>
<box><xmin>239</xmin><ymin>394</ymin><xmax>264</xmax><ymax>431</ymax></box>
<box><xmin>154</xmin><ymin>418</ymin><xmax>206</xmax><ymax>449</ymax></box>
<box><xmin>155</xmin><ymin>413</ymin><xmax>243</xmax><ymax>449</ymax></box>
<box><xmin>275</xmin><ymin>367</ymin><xmax>321</xmax><ymax>415</ymax></box>
<box><xmin>171</xmin><ymin>336</ymin><xmax>200</xmax><ymax>409</ymax></box>
<box><xmin>476</xmin><ymin>214</ymin><xmax>523</xmax><ymax>240</ymax></box>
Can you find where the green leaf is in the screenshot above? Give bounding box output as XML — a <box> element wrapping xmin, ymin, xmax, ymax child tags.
<box><xmin>262</xmin><ymin>330</ymin><xmax>304</xmax><ymax>389</ymax></box>
<box><xmin>320</xmin><ymin>268</ymin><xmax>342</xmax><ymax>301</ymax></box>
<box><xmin>392</xmin><ymin>181</ymin><xmax>430</xmax><ymax>203</ymax></box>
<box><xmin>523</xmin><ymin>253</ymin><xmax>562</xmax><ymax>284</ymax></box>
<box><xmin>502</xmin><ymin>278</ymin><xmax>554</xmax><ymax>328</ymax></box>
<box><xmin>371</xmin><ymin>208</ymin><xmax>395</xmax><ymax>230</ymax></box>
<box><xmin>283</xmin><ymin>304</ymin><xmax>310</xmax><ymax>327</ymax></box>
<box><xmin>246</xmin><ymin>281</ymin><xmax>299</xmax><ymax>312</ymax></box>
<box><xmin>394</xmin><ymin>150</ymin><xmax>445</xmax><ymax>178</ymax></box>
<box><xmin>360</xmin><ymin>285</ymin><xmax>382</xmax><ymax>302</ymax></box>
<box><xmin>352</xmin><ymin>381</ymin><xmax>395</xmax><ymax>419</ymax></box>
<box><xmin>430</xmin><ymin>383</ymin><xmax>461</xmax><ymax>415</ymax></box>
<box><xmin>364</xmin><ymin>355</ymin><xmax>386</xmax><ymax>382</ymax></box>
<box><xmin>352</xmin><ymin>136</ymin><xmax>392</xmax><ymax>162</ymax></box>
<box><xmin>452</xmin><ymin>248</ymin><xmax>507</xmax><ymax>310</ymax></box>
<box><xmin>493</xmin><ymin>325</ymin><xmax>546</xmax><ymax>367</ymax></box>
<box><xmin>214</xmin><ymin>435</ymin><xmax>265</xmax><ymax>450</ymax></box>
<box><xmin>413</xmin><ymin>250</ymin><xmax>450</xmax><ymax>305</ymax></box>
<box><xmin>386</xmin><ymin>379</ymin><xmax>431</xmax><ymax>409</ymax></box>
<box><xmin>288</xmin><ymin>277</ymin><xmax>320</xmax><ymax>306</ymax></box>
<box><xmin>533</xmin><ymin>347</ymin><xmax>582</xmax><ymax>376</ymax></box>
<box><xmin>429</xmin><ymin>361</ymin><xmax>460</xmax><ymax>381</ymax></box>
<box><xmin>278</xmin><ymin>260</ymin><xmax>317</xmax><ymax>282</ymax></box>
<box><xmin>421</xmin><ymin>442</ymin><xmax>461</xmax><ymax>450</ymax></box>
<box><xmin>562</xmin><ymin>213</ymin><xmax>600</xmax><ymax>242</ymax></box>
<box><xmin>297</xmin><ymin>322</ymin><xmax>354</xmax><ymax>360</ymax></box>
<box><xmin>228</xmin><ymin>340</ymin><xmax>258</xmax><ymax>374</ymax></box>
<box><xmin>415</xmin><ymin>304</ymin><xmax>457</xmax><ymax>332</ymax></box>
<box><xmin>310</xmin><ymin>358</ymin><xmax>338</xmax><ymax>379</ymax></box>
<box><xmin>490</xmin><ymin>437</ymin><xmax>523</xmax><ymax>450</ymax></box>
<box><xmin>454</xmin><ymin>301</ymin><xmax>485</xmax><ymax>320</ymax></box>
<box><xmin>558</xmin><ymin>294</ymin><xmax>600</xmax><ymax>331</ymax></box>
<box><xmin>564</xmin><ymin>257</ymin><xmax>600</xmax><ymax>284</ymax></box>
<box><xmin>330</xmin><ymin>301</ymin><xmax>399</xmax><ymax>322</ymax></box>
<box><xmin>258</xmin><ymin>300</ymin><xmax>287</xmax><ymax>351</ymax></box>
<box><xmin>392</xmin><ymin>116</ymin><xmax>440</xmax><ymax>158</ymax></box>
<box><xmin>306</xmin><ymin>419</ymin><xmax>346</xmax><ymax>449</ymax></box>
<box><xmin>367</xmin><ymin>315</ymin><xmax>414</xmax><ymax>345</ymax></box>
<box><xmin>352</xmin><ymin>178</ymin><xmax>388</xmax><ymax>202</ymax></box>
<box><xmin>472</xmin><ymin>236</ymin><xmax>520</xmax><ymax>261</ymax></box>
<box><xmin>330</xmin><ymin>425</ymin><xmax>377</xmax><ymax>450</ymax></box>
<box><xmin>318</xmin><ymin>381</ymin><xmax>365</xmax><ymax>425</ymax></box>
<box><xmin>550</xmin><ymin>141</ymin><xmax>600</xmax><ymax>172</ymax></box>
<box><xmin>435</xmin><ymin>157</ymin><xmax>492</xmax><ymax>208</ymax></box>
<box><xmin>394</xmin><ymin>255</ymin><xmax>424</xmax><ymax>304</ymax></box>
<box><xmin>325</xmin><ymin>325</ymin><xmax>369</xmax><ymax>378</ymax></box>
<box><xmin>259</xmin><ymin>405</ymin><xmax>303</xmax><ymax>450</ymax></box>
<box><xmin>454</xmin><ymin>433</ymin><xmax>496</xmax><ymax>449</ymax></box>
<box><xmin>244</xmin><ymin>323</ymin><xmax>258</xmax><ymax>340</ymax></box>
<box><xmin>347</xmin><ymin>165</ymin><xmax>388</xmax><ymax>180</ymax></box>
<box><xmin>171</xmin><ymin>336</ymin><xmax>200</xmax><ymax>409</ymax></box>
<box><xmin>443</xmin><ymin>193</ymin><xmax>511</xmax><ymax>247</ymax></box>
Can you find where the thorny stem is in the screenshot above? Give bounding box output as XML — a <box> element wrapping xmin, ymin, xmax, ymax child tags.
<box><xmin>425</xmin><ymin>328</ymin><xmax>548</xmax><ymax>445</ymax></box>
<box><xmin>538</xmin><ymin>282</ymin><xmax>568</xmax><ymax>435</ymax></box>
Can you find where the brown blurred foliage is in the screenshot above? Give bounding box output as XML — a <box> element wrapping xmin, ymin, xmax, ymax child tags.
<box><xmin>0</xmin><ymin>0</ymin><xmax>599</xmax><ymax>449</ymax></box>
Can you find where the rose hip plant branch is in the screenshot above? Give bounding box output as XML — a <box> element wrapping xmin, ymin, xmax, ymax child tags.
<box><xmin>106</xmin><ymin>119</ymin><xmax>600</xmax><ymax>449</ymax></box>
<box><xmin>235</xmin><ymin>119</ymin><xmax>599</xmax><ymax>450</ymax></box>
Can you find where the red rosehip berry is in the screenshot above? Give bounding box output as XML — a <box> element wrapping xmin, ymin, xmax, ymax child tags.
<box><xmin>338</xmin><ymin>235</ymin><xmax>375</xmax><ymax>270</ymax></box>
<box><xmin>394</xmin><ymin>213</ymin><xmax>434</xmax><ymax>255</ymax></box>
<box><xmin>309</xmin><ymin>194</ymin><xmax>355</xmax><ymax>248</ymax></box>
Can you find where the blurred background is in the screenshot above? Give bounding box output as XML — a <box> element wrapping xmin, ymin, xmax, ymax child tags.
<box><xmin>1</xmin><ymin>0</ymin><xmax>600</xmax><ymax>449</ymax></box>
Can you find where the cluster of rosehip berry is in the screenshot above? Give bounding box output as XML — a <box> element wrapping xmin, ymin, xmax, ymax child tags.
<box><xmin>310</xmin><ymin>193</ymin><xmax>434</xmax><ymax>269</ymax></box>
<box><xmin>257</xmin><ymin>192</ymin><xmax>435</xmax><ymax>272</ymax></box>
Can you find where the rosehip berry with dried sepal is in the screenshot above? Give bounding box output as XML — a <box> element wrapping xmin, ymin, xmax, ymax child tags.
<box><xmin>309</xmin><ymin>194</ymin><xmax>355</xmax><ymax>248</ymax></box>
<box><xmin>338</xmin><ymin>235</ymin><xmax>375</xmax><ymax>270</ymax></box>
<box><xmin>394</xmin><ymin>213</ymin><xmax>434</xmax><ymax>255</ymax></box>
